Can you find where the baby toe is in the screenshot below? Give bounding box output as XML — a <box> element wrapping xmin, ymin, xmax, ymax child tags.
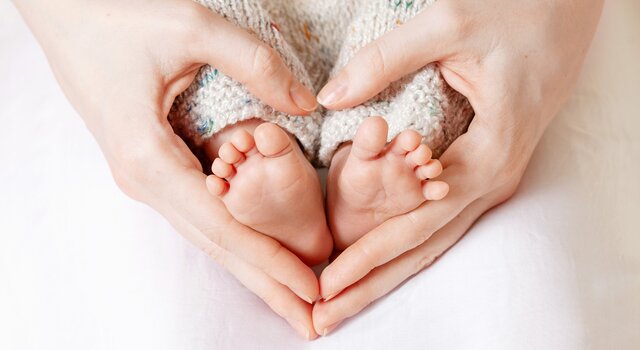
<box><xmin>218</xmin><ymin>142</ymin><xmax>244</xmax><ymax>164</ymax></box>
<box><xmin>351</xmin><ymin>117</ymin><xmax>388</xmax><ymax>160</ymax></box>
<box><xmin>211</xmin><ymin>158</ymin><xmax>235</xmax><ymax>179</ymax></box>
<box><xmin>388</xmin><ymin>129</ymin><xmax>422</xmax><ymax>156</ymax></box>
<box><xmin>230</xmin><ymin>129</ymin><xmax>256</xmax><ymax>154</ymax></box>
<box><xmin>406</xmin><ymin>144</ymin><xmax>433</xmax><ymax>167</ymax></box>
<box><xmin>415</xmin><ymin>159</ymin><xmax>443</xmax><ymax>180</ymax></box>
<box><xmin>206</xmin><ymin>175</ymin><xmax>229</xmax><ymax>196</ymax></box>
<box><xmin>422</xmin><ymin>180</ymin><xmax>449</xmax><ymax>200</ymax></box>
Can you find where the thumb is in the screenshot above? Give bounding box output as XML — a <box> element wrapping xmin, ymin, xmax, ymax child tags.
<box><xmin>189</xmin><ymin>8</ymin><xmax>317</xmax><ymax>115</ymax></box>
<box><xmin>317</xmin><ymin>2</ymin><xmax>458</xmax><ymax>110</ymax></box>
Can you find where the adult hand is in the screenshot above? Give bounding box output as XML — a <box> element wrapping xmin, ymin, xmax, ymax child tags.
<box><xmin>14</xmin><ymin>0</ymin><xmax>319</xmax><ymax>339</ymax></box>
<box><xmin>313</xmin><ymin>0</ymin><xmax>604</xmax><ymax>335</ymax></box>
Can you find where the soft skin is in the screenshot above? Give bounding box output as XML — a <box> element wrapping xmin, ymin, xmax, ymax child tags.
<box><xmin>12</xmin><ymin>0</ymin><xmax>605</xmax><ymax>340</ymax></box>
<box><xmin>314</xmin><ymin>0</ymin><xmax>604</xmax><ymax>336</ymax></box>
<box><xmin>12</xmin><ymin>0</ymin><xmax>321</xmax><ymax>340</ymax></box>
<box><xmin>327</xmin><ymin>116</ymin><xmax>448</xmax><ymax>251</ymax></box>
<box><xmin>207</xmin><ymin>120</ymin><xmax>333</xmax><ymax>266</ymax></box>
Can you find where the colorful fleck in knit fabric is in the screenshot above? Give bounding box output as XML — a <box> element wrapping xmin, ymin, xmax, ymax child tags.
<box><xmin>169</xmin><ymin>0</ymin><xmax>474</xmax><ymax>165</ymax></box>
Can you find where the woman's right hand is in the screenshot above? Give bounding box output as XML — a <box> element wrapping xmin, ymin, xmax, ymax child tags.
<box><xmin>13</xmin><ymin>0</ymin><xmax>320</xmax><ymax>339</ymax></box>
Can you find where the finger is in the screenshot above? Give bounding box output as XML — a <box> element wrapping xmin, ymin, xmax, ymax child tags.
<box><xmin>190</xmin><ymin>6</ymin><xmax>317</xmax><ymax>115</ymax></box>
<box><xmin>313</xmin><ymin>197</ymin><xmax>492</xmax><ymax>335</ymax></box>
<box><xmin>317</xmin><ymin>1</ymin><xmax>457</xmax><ymax>109</ymax></box>
<box><xmin>166</xmin><ymin>208</ymin><xmax>317</xmax><ymax>340</ymax></box>
<box><xmin>223</xmin><ymin>248</ymin><xmax>318</xmax><ymax>340</ymax></box>
<box><xmin>319</xmin><ymin>165</ymin><xmax>471</xmax><ymax>300</ymax></box>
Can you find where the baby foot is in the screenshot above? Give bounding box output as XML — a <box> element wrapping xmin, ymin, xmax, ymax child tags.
<box><xmin>206</xmin><ymin>122</ymin><xmax>332</xmax><ymax>265</ymax></box>
<box><xmin>327</xmin><ymin>117</ymin><xmax>449</xmax><ymax>250</ymax></box>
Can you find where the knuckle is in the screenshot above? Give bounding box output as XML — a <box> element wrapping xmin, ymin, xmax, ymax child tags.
<box><xmin>109</xmin><ymin>139</ymin><xmax>159</xmax><ymax>195</ymax></box>
<box><xmin>110</xmin><ymin>166</ymin><xmax>137</xmax><ymax>198</ymax></box>
<box><xmin>489</xmin><ymin>145</ymin><xmax>527</xmax><ymax>187</ymax></box>
<box><xmin>413</xmin><ymin>252</ymin><xmax>437</xmax><ymax>275</ymax></box>
<box><xmin>163</xmin><ymin>1</ymin><xmax>211</xmax><ymax>42</ymax></box>
<box><xmin>320</xmin><ymin>264</ymin><xmax>344</xmax><ymax>294</ymax></box>
<box><xmin>202</xmin><ymin>224</ymin><xmax>225</xmax><ymax>250</ymax></box>
<box><xmin>260</xmin><ymin>288</ymin><xmax>277</xmax><ymax>307</ymax></box>
<box><xmin>474</xmin><ymin>177</ymin><xmax>521</xmax><ymax>217</ymax></box>
<box><xmin>493</xmin><ymin>164</ymin><xmax>520</xmax><ymax>189</ymax></box>
<box><xmin>402</xmin><ymin>213</ymin><xmax>431</xmax><ymax>246</ymax></box>
<box><xmin>500</xmin><ymin>184</ymin><xmax>519</xmax><ymax>202</ymax></box>
<box><xmin>493</xmin><ymin>177</ymin><xmax>521</xmax><ymax>204</ymax></box>
<box><xmin>435</xmin><ymin>2</ymin><xmax>473</xmax><ymax>39</ymax></box>
<box><xmin>356</xmin><ymin>242</ymin><xmax>378</xmax><ymax>266</ymax></box>
<box><xmin>176</xmin><ymin>1</ymin><xmax>211</xmax><ymax>30</ymax></box>
<box><xmin>204</xmin><ymin>243</ymin><xmax>227</xmax><ymax>267</ymax></box>
<box><xmin>251</xmin><ymin>44</ymin><xmax>284</xmax><ymax>81</ymax></box>
<box><xmin>199</xmin><ymin>218</ymin><xmax>238</xmax><ymax>257</ymax></box>
<box><xmin>116</xmin><ymin>149</ymin><xmax>151</xmax><ymax>179</ymax></box>
<box><xmin>362</xmin><ymin>41</ymin><xmax>391</xmax><ymax>81</ymax></box>
<box><xmin>354</xmin><ymin>281</ymin><xmax>377</xmax><ymax>309</ymax></box>
<box><xmin>416</xmin><ymin>231</ymin><xmax>433</xmax><ymax>248</ymax></box>
<box><xmin>467</xmin><ymin>124</ymin><xmax>529</xmax><ymax>188</ymax></box>
<box><xmin>261</xmin><ymin>241</ymin><xmax>285</xmax><ymax>274</ymax></box>
<box><xmin>404</xmin><ymin>209</ymin><xmax>422</xmax><ymax>228</ymax></box>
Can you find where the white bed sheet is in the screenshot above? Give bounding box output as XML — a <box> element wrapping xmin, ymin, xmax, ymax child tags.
<box><xmin>1</xmin><ymin>1</ymin><xmax>638</xmax><ymax>349</ymax></box>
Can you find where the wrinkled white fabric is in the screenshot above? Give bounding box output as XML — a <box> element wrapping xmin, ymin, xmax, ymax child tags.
<box><xmin>0</xmin><ymin>0</ymin><xmax>638</xmax><ymax>349</ymax></box>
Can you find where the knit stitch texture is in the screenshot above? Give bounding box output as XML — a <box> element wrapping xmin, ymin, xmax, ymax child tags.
<box><xmin>168</xmin><ymin>0</ymin><xmax>474</xmax><ymax>165</ymax></box>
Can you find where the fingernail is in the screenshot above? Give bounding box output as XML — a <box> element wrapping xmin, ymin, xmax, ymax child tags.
<box><xmin>317</xmin><ymin>75</ymin><xmax>348</xmax><ymax>107</ymax></box>
<box><xmin>290</xmin><ymin>82</ymin><xmax>317</xmax><ymax>112</ymax></box>
<box><xmin>291</xmin><ymin>288</ymin><xmax>315</xmax><ymax>304</ymax></box>
<box><xmin>322</xmin><ymin>322</ymin><xmax>340</xmax><ymax>337</ymax></box>
<box><xmin>322</xmin><ymin>292</ymin><xmax>339</xmax><ymax>302</ymax></box>
<box><xmin>287</xmin><ymin>318</ymin><xmax>311</xmax><ymax>340</ymax></box>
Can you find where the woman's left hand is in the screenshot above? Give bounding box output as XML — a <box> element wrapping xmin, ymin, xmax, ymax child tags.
<box><xmin>312</xmin><ymin>0</ymin><xmax>604</xmax><ymax>335</ymax></box>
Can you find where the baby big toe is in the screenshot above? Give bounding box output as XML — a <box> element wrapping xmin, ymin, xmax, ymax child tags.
<box><xmin>254</xmin><ymin>122</ymin><xmax>293</xmax><ymax>158</ymax></box>
<box><xmin>351</xmin><ymin>117</ymin><xmax>388</xmax><ymax>160</ymax></box>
